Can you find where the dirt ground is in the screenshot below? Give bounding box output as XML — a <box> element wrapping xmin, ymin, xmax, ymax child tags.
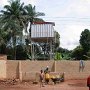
<box><xmin>0</xmin><ymin>79</ymin><xmax>89</xmax><ymax>90</ymax></box>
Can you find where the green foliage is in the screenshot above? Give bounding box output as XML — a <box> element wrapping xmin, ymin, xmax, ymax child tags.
<box><xmin>54</xmin><ymin>52</ymin><xmax>62</xmax><ymax>60</ymax></box>
<box><xmin>80</xmin><ymin>29</ymin><xmax>90</xmax><ymax>52</ymax></box>
<box><xmin>87</xmin><ymin>51</ymin><xmax>90</xmax><ymax>58</ymax></box>
<box><xmin>84</xmin><ymin>51</ymin><xmax>90</xmax><ymax>60</ymax></box>
<box><xmin>0</xmin><ymin>26</ymin><xmax>10</xmax><ymax>45</ymax></box>
<box><xmin>6</xmin><ymin>46</ymin><xmax>14</xmax><ymax>60</ymax></box>
<box><xmin>0</xmin><ymin>0</ymin><xmax>26</xmax><ymax>59</ymax></box>
<box><xmin>24</xmin><ymin>4</ymin><xmax>45</xmax><ymax>36</ymax></box>
<box><xmin>16</xmin><ymin>45</ymin><xmax>27</xmax><ymax>60</ymax></box>
<box><xmin>62</xmin><ymin>53</ymin><xmax>71</xmax><ymax>60</ymax></box>
<box><xmin>24</xmin><ymin>4</ymin><xmax>45</xmax><ymax>23</ymax></box>
<box><xmin>36</xmin><ymin>54</ymin><xmax>49</xmax><ymax>60</ymax></box>
<box><xmin>0</xmin><ymin>0</ymin><xmax>63</xmax><ymax>61</ymax></box>
<box><xmin>25</xmin><ymin>39</ymin><xmax>29</xmax><ymax>45</ymax></box>
<box><xmin>71</xmin><ymin>45</ymin><xmax>84</xmax><ymax>60</ymax></box>
<box><xmin>0</xmin><ymin>28</ymin><xmax>10</xmax><ymax>54</ymax></box>
<box><xmin>71</xmin><ymin>29</ymin><xmax>90</xmax><ymax>60</ymax></box>
<box><xmin>54</xmin><ymin>31</ymin><xmax>60</xmax><ymax>50</ymax></box>
<box><xmin>57</xmin><ymin>47</ymin><xmax>71</xmax><ymax>60</ymax></box>
<box><xmin>7</xmin><ymin>45</ymin><xmax>27</xmax><ymax>60</ymax></box>
<box><xmin>0</xmin><ymin>44</ymin><xmax>6</xmax><ymax>54</ymax></box>
<box><xmin>78</xmin><ymin>29</ymin><xmax>90</xmax><ymax>60</ymax></box>
<box><xmin>0</xmin><ymin>0</ymin><xmax>46</xmax><ymax>60</ymax></box>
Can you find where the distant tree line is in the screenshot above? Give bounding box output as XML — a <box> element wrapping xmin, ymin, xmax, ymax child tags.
<box><xmin>55</xmin><ymin>29</ymin><xmax>90</xmax><ymax>60</ymax></box>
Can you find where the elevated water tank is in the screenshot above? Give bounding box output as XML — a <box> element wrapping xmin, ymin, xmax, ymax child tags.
<box><xmin>31</xmin><ymin>22</ymin><xmax>55</xmax><ymax>42</ymax></box>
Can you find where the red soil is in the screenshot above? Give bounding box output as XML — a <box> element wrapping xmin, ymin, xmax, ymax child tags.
<box><xmin>0</xmin><ymin>79</ymin><xmax>88</xmax><ymax>90</ymax></box>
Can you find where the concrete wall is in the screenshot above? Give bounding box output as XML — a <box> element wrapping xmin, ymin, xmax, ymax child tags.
<box><xmin>20</xmin><ymin>60</ymin><xmax>54</xmax><ymax>80</ymax></box>
<box><xmin>0</xmin><ymin>60</ymin><xmax>6</xmax><ymax>79</ymax></box>
<box><xmin>0</xmin><ymin>60</ymin><xmax>90</xmax><ymax>80</ymax></box>
<box><xmin>20</xmin><ymin>60</ymin><xmax>54</xmax><ymax>72</ymax></box>
<box><xmin>56</xmin><ymin>60</ymin><xmax>90</xmax><ymax>80</ymax></box>
<box><xmin>6</xmin><ymin>60</ymin><xmax>19</xmax><ymax>79</ymax></box>
<box><xmin>0</xmin><ymin>55</ymin><xmax>7</xmax><ymax>60</ymax></box>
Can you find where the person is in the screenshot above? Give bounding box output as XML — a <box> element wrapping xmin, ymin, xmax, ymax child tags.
<box><xmin>44</xmin><ymin>71</ymin><xmax>50</xmax><ymax>84</ymax></box>
<box><xmin>44</xmin><ymin>66</ymin><xmax>50</xmax><ymax>84</ymax></box>
<box><xmin>44</xmin><ymin>66</ymin><xmax>49</xmax><ymax>74</ymax></box>
<box><xmin>87</xmin><ymin>75</ymin><xmax>90</xmax><ymax>90</ymax></box>
<box><xmin>79</xmin><ymin>60</ymin><xmax>85</xmax><ymax>72</ymax></box>
<box><xmin>39</xmin><ymin>70</ymin><xmax>44</xmax><ymax>87</ymax></box>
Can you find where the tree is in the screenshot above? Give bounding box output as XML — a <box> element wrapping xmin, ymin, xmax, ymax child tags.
<box><xmin>54</xmin><ymin>31</ymin><xmax>60</xmax><ymax>51</ymax></box>
<box><xmin>24</xmin><ymin>4</ymin><xmax>45</xmax><ymax>42</ymax></box>
<box><xmin>54</xmin><ymin>52</ymin><xmax>62</xmax><ymax>60</ymax></box>
<box><xmin>0</xmin><ymin>28</ymin><xmax>8</xmax><ymax>54</ymax></box>
<box><xmin>86</xmin><ymin>51</ymin><xmax>90</xmax><ymax>59</ymax></box>
<box><xmin>0</xmin><ymin>0</ymin><xmax>26</xmax><ymax>59</ymax></box>
<box><xmin>71</xmin><ymin>45</ymin><xmax>84</xmax><ymax>60</ymax></box>
<box><xmin>80</xmin><ymin>29</ymin><xmax>90</xmax><ymax>52</ymax></box>
<box><xmin>79</xmin><ymin>29</ymin><xmax>90</xmax><ymax>60</ymax></box>
<box><xmin>24</xmin><ymin>4</ymin><xmax>45</xmax><ymax>60</ymax></box>
<box><xmin>0</xmin><ymin>17</ymin><xmax>11</xmax><ymax>54</ymax></box>
<box><xmin>57</xmin><ymin>47</ymin><xmax>72</xmax><ymax>60</ymax></box>
<box><xmin>16</xmin><ymin>45</ymin><xmax>27</xmax><ymax>60</ymax></box>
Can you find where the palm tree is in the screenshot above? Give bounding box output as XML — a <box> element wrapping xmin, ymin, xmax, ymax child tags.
<box><xmin>0</xmin><ymin>0</ymin><xmax>26</xmax><ymax>59</ymax></box>
<box><xmin>24</xmin><ymin>4</ymin><xmax>45</xmax><ymax>40</ymax></box>
<box><xmin>24</xmin><ymin>4</ymin><xmax>45</xmax><ymax>59</ymax></box>
<box><xmin>0</xmin><ymin>16</ymin><xmax>12</xmax><ymax>54</ymax></box>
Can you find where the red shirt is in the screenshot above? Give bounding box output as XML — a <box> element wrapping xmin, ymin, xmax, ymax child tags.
<box><xmin>87</xmin><ymin>76</ymin><xmax>90</xmax><ymax>87</ymax></box>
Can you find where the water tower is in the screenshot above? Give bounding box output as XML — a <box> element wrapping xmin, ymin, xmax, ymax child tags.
<box><xmin>31</xmin><ymin>22</ymin><xmax>55</xmax><ymax>60</ymax></box>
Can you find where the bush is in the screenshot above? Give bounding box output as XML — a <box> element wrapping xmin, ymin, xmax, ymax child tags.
<box><xmin>16</xmin><ymin>45</ymin><xmax>27</xmax><ymax>60</ymax></box>
<box><xmin>6</xmin><ymin>45</ymin><xmax>27</xmax><ymax>60</ymax></box>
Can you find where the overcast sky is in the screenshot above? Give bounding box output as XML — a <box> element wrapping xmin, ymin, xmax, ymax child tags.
<box><xmin>0</xmin><ymin>0</ymin><xmax>90</xmax><ymax>50</ymax></box>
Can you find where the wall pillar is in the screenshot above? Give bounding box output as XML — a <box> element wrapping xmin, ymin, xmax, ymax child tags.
<box><xmin>19</xmin><ymin>61</ymin><xmax>22</xmax><ymax>81</ymax></box>
<box><xmin>0</xmin><ymin>60</ymin><xmax>7</xmax><ymax>79</ymax></box>
<box><xmin>54</xmin><ymin>61</ymin><xmax>56</xmax><ymax>72</ymax></box>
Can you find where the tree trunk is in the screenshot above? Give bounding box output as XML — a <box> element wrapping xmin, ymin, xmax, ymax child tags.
<box><xmin>12</xmin><ymin>36</ymin><xmax>16</xmax><ymax>60</ymax></box>
<box><xmin>29</xmin><ymin>21</ymin><xmax>33</xmax><ymax>60</ymax></box>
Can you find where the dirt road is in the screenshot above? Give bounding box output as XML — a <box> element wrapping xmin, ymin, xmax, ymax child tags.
<box><xmin>0</xmin><ymin>79</ymin><xmax>89</xmax><ymax>90</ymax></box>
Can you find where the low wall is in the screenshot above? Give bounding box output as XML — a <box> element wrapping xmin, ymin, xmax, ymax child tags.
<box><xmin>0</xmin><ymin>60</ymin><xmax>6</xmax><ymax>79</ymax></box>
<box><xmin>0</xmin><ymin>60</ymin><xmax>90</xmax><ymax>80</ymax></box>
<box><xmin>6</xmin><ymin>60</ymin><xmax>19</xmax><ymax>79</ymax></box>
<box><xmin>20</xmin><ymin>60</ymin><xmax>54</xmax><ymax>80</ymax></box>
<box><xmin>56</xmin><ymin>60</ymin><xmax>90</xmax><ymax>80</ymax></box>
<box><xmin>0</xmin><ymin>54</ymin><xmax>7</xmax><ymax>60</ymax></box>
<box><xmin>20</xmin><ymin>60</ymin><xmax>54</xmax><ymax>72</ymax></box>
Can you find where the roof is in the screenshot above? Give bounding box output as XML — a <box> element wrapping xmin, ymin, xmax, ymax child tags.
<box><xmin>33</xmin><ymin>22</ymin><xmax>55</xmax><ymax>26</ymax></box>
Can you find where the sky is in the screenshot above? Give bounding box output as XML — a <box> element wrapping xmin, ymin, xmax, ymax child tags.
<box><xmin>0</xmin><ymin>0</ymin><xmax>90</xmax><ymax>50</ymax></box>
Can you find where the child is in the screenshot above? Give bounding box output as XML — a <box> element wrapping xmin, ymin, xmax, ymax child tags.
<box><xmin>39</xmin><ymin>70</ymin><xmax>44</xmax><ymax>87</ymax></box>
